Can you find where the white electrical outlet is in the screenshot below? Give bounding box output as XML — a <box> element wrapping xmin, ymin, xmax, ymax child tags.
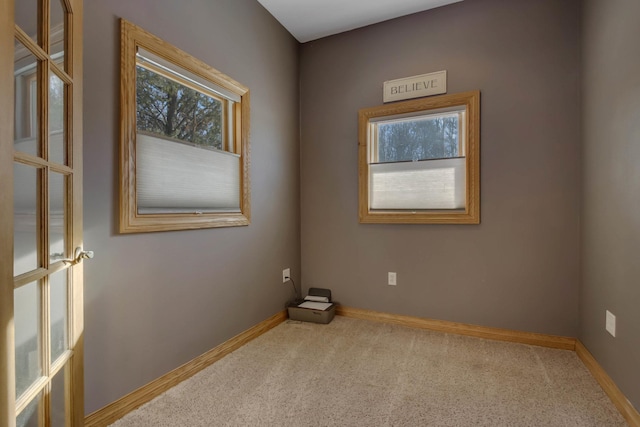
<box><xmin>388</xmin><ymin>272</ymin><xmax>397</xmax><ymax>286</ymax></box>
<box><xmin>282</xmin><ymin>268</ymin><xmax>290</xmax><ymax>283</ymax></box>
<box><xmin>606</xmin><ymin>310</ymin><xmax>616</xmax><ymax>337</ymax></box>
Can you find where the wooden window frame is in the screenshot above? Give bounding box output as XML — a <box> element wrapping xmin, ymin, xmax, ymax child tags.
<box><xmin>358</xmin><ymin>90</ymin><xmax>480</xmax><ymax>224</ymax></box>
<box><xmin>119</xmin><ymin>19</ymin><xmax>250</xmax><ymax>233</ymax></box>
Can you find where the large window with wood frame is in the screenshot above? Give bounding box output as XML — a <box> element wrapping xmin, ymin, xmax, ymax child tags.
<box><xmin>120</xmin><ymin>19</ymin><xmax>250</xmax><ymax>233</ymax></box>
<box><xmin>359</xmin><ymin>91</ymin><xmax>480</xmax><ymax>224</ymax></box>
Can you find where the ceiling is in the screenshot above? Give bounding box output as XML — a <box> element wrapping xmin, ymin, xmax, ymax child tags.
<box><xmin>256</xmin><ymin>0</ymin><xmax>463</xmax><ymax>43</ymax></box>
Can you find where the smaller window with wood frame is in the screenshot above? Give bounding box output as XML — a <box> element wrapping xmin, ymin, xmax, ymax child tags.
<box><xmin>358</xmin><ymin>91</ymin><xmax>480</xmax><ymax>224</ymax></box>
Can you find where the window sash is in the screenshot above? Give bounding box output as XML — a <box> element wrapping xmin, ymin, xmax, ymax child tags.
<box><xmin>370</xmin><ymin>108</ymin><xmax>466</xmax><ymax>164</ymax></box>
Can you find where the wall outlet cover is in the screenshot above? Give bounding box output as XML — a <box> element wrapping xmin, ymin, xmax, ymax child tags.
<box><xmin>388</xmin><ymin>272</ymin><xmax>397</xmax><ymax>286</ymax></box>
<box><xmin>606</xmin><ymin>310</ymin><xmax>616</xmax><ymax>337</ymax></box>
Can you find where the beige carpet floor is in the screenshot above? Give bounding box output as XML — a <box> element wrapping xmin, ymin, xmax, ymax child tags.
<box><xmin>111</xmin><ymin>316</ymin><xmax>627</xmax><ymax>426</ymax></box>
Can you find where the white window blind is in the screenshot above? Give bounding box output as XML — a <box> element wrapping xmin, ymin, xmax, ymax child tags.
<box><xmin>136</xmin><ymin>133</ymin><xmax>240</xmax><ymax>213</ymax></box>
<box><xmin>369</xmin><ymin>157</ymin><xmax>465</xmax><ymax>210</ymax></box>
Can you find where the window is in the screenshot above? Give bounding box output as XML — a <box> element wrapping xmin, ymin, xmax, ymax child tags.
<box><xmin>120</xmin><ymin>19</ymin><xmax>250</xmax><ymax>233</ymax></box>
<box><xmin>358</xmin><ymin>91</ymin><xmax>480</xmax><ymax>224</ymax></box>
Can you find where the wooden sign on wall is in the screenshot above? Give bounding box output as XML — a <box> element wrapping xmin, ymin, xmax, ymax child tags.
<box><xmin>383</xmin><ymin>70</ymin><xmax>447</xmax><ymax>103</ymax></box>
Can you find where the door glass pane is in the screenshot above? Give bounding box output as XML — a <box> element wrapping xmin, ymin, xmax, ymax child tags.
<box><xmin>49</xmin><ymin>72</ymin><xmax>66</xmax><ymax>165</ymax></box>
<box><xmin>51</xmin><ymin>365</ymin><xmax>68</xmax><ymax>427</ymax></box>
<box><xmin>14</xmin><ymin>163</ymin><xmax>40</xmax><ymax>276</ymax></box>
<box><xmin>15</xmin><ymin>0</ymin><xmax>38</xmax><ymax>45</ymax></box>
<box><xmin>50</xmin><ymin>171</ymin><xmax>66</xmax><ymax>263</ymax></box>
<box><xmin>14</xmin><ymin>40</ymin><xmax>39</xmax><ymax>157</ymax></box>
<box><xmin>15</xmin><ymin>281</ymin><xmax>42</xmax><ymax>399</ymax></box>
<box><xmin>50</xmin><ymin>0</ymin><xmax>66</xmax><ymax>65</ymax></box>
<box><xmin>50</xmin><ymin>271</ymin><xmax>68</xmax><ymax>363</ymax></box>
<box><xmin>16</xmin><ymin>392</ymin><xmax>42</xmax><ymax>427</ymax></box>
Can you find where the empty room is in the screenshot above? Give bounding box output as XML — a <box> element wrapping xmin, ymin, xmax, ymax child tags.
<box><xmin>1</xmin><ymin>0</ymin><xmax>639</xmax><ymax>425</ymax></box>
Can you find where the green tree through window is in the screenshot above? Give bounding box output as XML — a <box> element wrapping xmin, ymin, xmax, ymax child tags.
<box><xmin>136</xmin><ymin>66</ymin><xmax>224</xmax><ymax>150</ymax></box>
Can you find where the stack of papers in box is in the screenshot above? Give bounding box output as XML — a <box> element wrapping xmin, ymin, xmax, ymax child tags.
<box><xmin>297</xmin><ymin>295</ymin><xmax>332</xmax><ymax>311</ymax></box>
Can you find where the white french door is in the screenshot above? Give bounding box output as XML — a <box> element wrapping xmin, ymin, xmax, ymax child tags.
<box><xmin>1</xmin><ymin>0</ymin><xmax>84</xmax><ymax>426</ymax></box>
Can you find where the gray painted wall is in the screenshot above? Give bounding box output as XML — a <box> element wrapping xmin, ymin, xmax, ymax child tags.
<box><xmin>581</xmin><ymin>0</ymin><xmax>640</xmax><ymax>410</ymax></box>
<box><xmin>299</xmin><ymin>0</ymin><xmax>582</xmax><ymax>336</ymax></box>
<box><xmin>81</xmin><ymin>0</ymin><xmax>640</xmax><ymax>417</ymax></box>
<box><xmin>83</xmin><ymin>0</ymin><xmax>300</xmax><ymax>414</ymax></box>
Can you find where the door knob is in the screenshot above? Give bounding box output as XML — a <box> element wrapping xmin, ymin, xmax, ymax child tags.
<box><xmin>75</xmin><ymin>247</ymin><xmax>94</xmax><ymax>261</ymax></box>
<box><xmin>62</xmin><ymin>247</ymin><xmax>94</xmax><ymax>264</ymax></box>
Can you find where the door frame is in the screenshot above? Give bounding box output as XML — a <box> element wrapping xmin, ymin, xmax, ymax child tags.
<box><xmin>69</xmin><ymin>0</ymin><xmax>85</xmax><ymax>424</ymax></box>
